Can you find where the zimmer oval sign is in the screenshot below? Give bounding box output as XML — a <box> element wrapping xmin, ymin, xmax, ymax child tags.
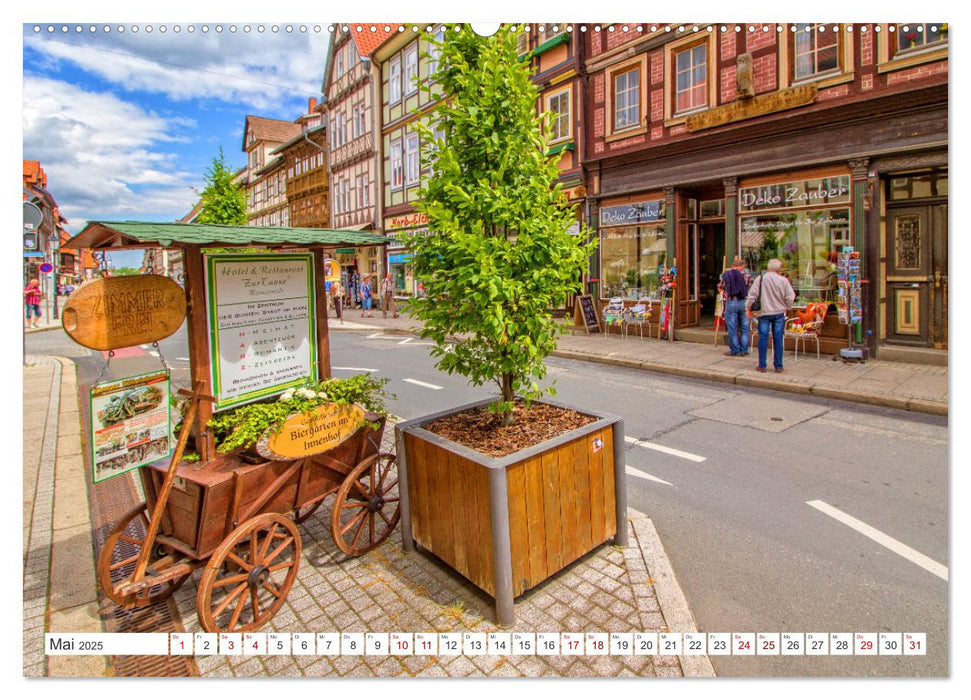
<box><xmin>256</xmin><ymin>403</ymin><xmax>367</xmax><ymax>461</ymax></box>
<box><xmin>61</xmin><ymin>275</ymin><xmax>187</xmax><ymax>351</ymax></box>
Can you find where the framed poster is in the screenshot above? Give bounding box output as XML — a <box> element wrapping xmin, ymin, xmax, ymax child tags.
<box><xmin>205</xmin><ymin>253</ymin><xmax>318</xmax><ymax>411</ymax></box>
<box><xmin>90</xmin><ymin>370</ymin><xmax>171</xmax><ymax>483</ymax></box>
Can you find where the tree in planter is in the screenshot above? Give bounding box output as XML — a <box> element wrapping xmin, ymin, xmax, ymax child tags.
<box><xmin>196</xmin><ymin>147</ymin><xmax>247</xmax><ymax>225</ymax></box>
<box><xmin>403</xmin><ymin>26</ymin><xmax>596</xmax><ymax>427</ymax></box>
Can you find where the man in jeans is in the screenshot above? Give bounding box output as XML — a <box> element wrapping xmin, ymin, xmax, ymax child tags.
<box><xmin>720</xmin><ymin>257</ymin><xmax>751</xmax><ymax>357</ymax></box>
<box><xmin>746</xmin><ymin>258</ymin><xmax>795</xmax><ymax>373</ymax></box>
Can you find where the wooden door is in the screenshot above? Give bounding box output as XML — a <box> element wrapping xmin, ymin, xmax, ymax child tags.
<box><xmin>676</xmin><ymin>222</ymin><xmax>700</xmax><ymax>327</ymax></box>
<box><xmin>885</xmin><ymin>204</ymin><xmax>947</xmax><ymax>347</ymax></box>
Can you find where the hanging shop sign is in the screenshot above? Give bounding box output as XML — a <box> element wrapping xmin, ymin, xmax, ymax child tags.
<box><xmin>256</xmin><ymin>403</ymin><xmax>367</xmax><ymax>460</ymax></box>
<box><xmin>599</xmin><ymin>200</ymin><xmax>665</xmax><ymax>227</ymax></box>
<box><xmin>323</xmin><ymin>258</ymin><xmax>341</xmax><ymax>282</ymax></box>
<box><xmin>90</xmin><ymin>370</ymin><xmax>171</xmax><ymax>483</ymax></box>
<box><xmin>384</xmin><ymin>212</ymin><xmax>430</xmax><ymax>231</ymax></box>
<box><xmin>204</xmin><ymin>254</ymin><xmax>317</xmax><ymax>411</ymax></box>
<box><xmin>61</xmin><ymin>274</ymin><xmax>187</xmax><ymax>351</ymax></box>
<box><xmin>739</xmin><ymin>175</ymin><xmax>851</xmax><ymax>213</ymax></box>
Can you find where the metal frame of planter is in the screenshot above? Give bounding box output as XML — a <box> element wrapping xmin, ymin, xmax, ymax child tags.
<box><xmin>395</xmin><ymin>397</ymin><xmax>628</xmax><ymax>626</ymax></box>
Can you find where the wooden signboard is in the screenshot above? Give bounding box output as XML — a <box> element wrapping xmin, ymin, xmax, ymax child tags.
<box><xmin>575</xmin><ymin>295</ymin><xmax>601</xmax><ymax>333</ymax></box>
<box><xmin>61</xmin><ymin>275</ymin><xmax>187</xmax><ymax>351</ymax></box>
<box><xmin>256</xmin><ymin>403</ymin><xmax>366</xmax><ymax>460</ymax></box>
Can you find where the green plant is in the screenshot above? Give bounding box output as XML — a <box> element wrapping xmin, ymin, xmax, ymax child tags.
<box><xmin>207</xmin><ymin>374</ymin><xmax>393</xmax><ymax>453</ymax></box>
<box><xmin>403</xmin><ymin>25</ymin><xmax>596</xmax><ymax>427</ymax></box>
<box><xmin>196</xmin><ymin>147</ymin><xmax>247</xmax><ymax>225</ymax></box>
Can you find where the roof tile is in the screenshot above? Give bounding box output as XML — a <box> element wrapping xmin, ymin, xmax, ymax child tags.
<box><xmin>351</xmin><ymin>24</ymin><xmax>402</xmax><ymax>57</ymax></box>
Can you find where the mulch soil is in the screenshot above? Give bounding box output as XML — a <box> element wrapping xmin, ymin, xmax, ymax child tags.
<box><xmin>424</xmin><ymin>400</ymin><xmax>596</xmax><ymax>458</ymax></box>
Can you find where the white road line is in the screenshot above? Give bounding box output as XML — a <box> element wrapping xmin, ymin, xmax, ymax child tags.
<box><xmin>367</xmin><ymin>333</ymin><xmax>400</xmax><ymax>340</ymax></box>
<box><xmin>806</xmin><ymin>500</ymin><xmax>948</xmax><ymax>581</ymax></box>
<box><xmin>625</xmin><ymin>436</ymin><xmax>706</xmax><ymax>463</ymax></box>
<box><xmin>403</xmin><ymin>378</ymin><xmax>443</xmax><ymax>390</ymax></box>
<box><xmin>398</xmin><ymin>337</ymin><xmax>435</xmax><ymax>346</ymax></box>
<box><xmin>332</xmin><ymin>366</ymin><xmax>378</xmax><ymax>373</ymax></box>
<box><xmin>176</xmin><ymin>357</ymin><xmax>190</xmax><ymax>361</ymax></box>
<box><xmin>625</xmin><ymin>465</ymin><xmax>673</xmax><ymax>486</ymax></box>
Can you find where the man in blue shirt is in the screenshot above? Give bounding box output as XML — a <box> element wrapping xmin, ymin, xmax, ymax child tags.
<box><xmin>720</xmin><ymin>258</ymin><xmax>751</xmax><ymax>357</ymax></box>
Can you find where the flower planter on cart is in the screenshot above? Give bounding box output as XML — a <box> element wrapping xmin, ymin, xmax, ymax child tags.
<box><xmin>395</xmin><ymin>399</ymin><xmax>628</xmax><ymax>626</ymax></box>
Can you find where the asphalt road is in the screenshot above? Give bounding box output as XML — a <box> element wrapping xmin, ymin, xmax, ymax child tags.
<box><xmin>26</xmin><ymin>325</ymin><xmax>949</xmax><ymax>677</ymax></box>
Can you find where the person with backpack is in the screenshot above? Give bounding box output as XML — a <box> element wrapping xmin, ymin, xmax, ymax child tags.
<box><xmin>720</xmin><ymin>257</ymin><xmax>751</xmax><ymax>357</ymax></box>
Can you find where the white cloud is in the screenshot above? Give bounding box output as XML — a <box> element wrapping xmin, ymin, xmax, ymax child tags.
<box><xmin>23</xmin><ymin>27</ymin><xmax>330</xmax><ymax>111</ymax></box>
<box><xmin>22</xmin><ymin>76</ymin><xmax>200</xmax><ymax>225</ymax></box>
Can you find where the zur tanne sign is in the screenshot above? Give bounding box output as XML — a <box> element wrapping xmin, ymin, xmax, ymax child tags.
<box><xmin>205</xmin><ymin>254</ymin><xmax>318</xmax><ymax>411</ymax></box>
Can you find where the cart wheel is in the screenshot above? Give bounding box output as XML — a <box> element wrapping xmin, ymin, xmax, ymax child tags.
<box><xmin>197</xmin><ymin>512</ymin><xmax>301</xmax><ymax>633</ymax></box>
<box><xmin>97</xmin><ymin>502</ymin><xmax>189</xmax><ymax>607</ymax></box>
<box><xmin>293</xmin><ymin>499</ymin><xmax>323</xmax><ymax>524</ymax></box>
<box><xmin>331</xmin><ymin>453</ymin><xmax>400</xmax><ymax>556</ymax></box>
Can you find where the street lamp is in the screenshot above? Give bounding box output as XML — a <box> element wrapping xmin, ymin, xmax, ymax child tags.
<box><xmin>48</xmin><ymin>233</ymin><xmax>59</xmax><ymax>320</ymax></box>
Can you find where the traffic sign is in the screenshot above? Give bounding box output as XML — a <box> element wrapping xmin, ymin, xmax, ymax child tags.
<box><xmin>40</xmin><ymin>263</ymin><xmax>53</xmax><ymax>274</ymax></box>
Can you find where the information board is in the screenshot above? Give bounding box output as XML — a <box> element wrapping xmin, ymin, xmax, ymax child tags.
<box><xmin>205</xmin><ymin>254</ymin><xmax>317</xmax><ymax>411</ymax></box>
<box><xmin>89</xmin><ymin>370</ymin><xmax>171</xmax><ymax>483</ymax></box>
<box><xmin>575</xmin><ymin>295</ymin><xmax>601</xmax><ymax>333</ymax></box>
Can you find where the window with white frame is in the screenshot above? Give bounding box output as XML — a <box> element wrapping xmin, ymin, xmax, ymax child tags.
<box><xmin>539</xmin><ymin>23</ymin><xmax>566</xmax><ymax>43</ymax></box>
<box><xmin>332</xmin><ymin>183</ymin><xmax>340</xmax><ymax>214</ymax></box>
<box><xmin>545</xmin><ymin>88</ymin><xmax>571</xmax><ymax>142</ymax></box>
<box><xmin>793</xmin><ymin>24</ymin><xmax>840</xmax><ymax>80</ymax></box>
<box><xmin>362</xmin><ymin>172</ymin><xmax>370</xmax><ymax>207</ymax></box>
<box><xmin>389</xmin><ymin>56</ymin><xmax>402</xmax><ymax>103</ymax></box>
<box><xmin>675</xmin><ymin>41</ymin><xmax>708</xmax><ymax>114</ymax></box>
<box><xmin>336</xmin><ymin>44</ymin><xmax>345</xmax><ymax>77</ymax></box>
<box><xmin>405</xmin><ymin>132</ymin><xmax>420</xmax><ymax>185</ymax></box>
<box><xmin>390</xmin><ymin>139</ymin><xmax>403</xmax><ymax>190</ymax></box>
<box><xmin>613</xmin><ymin>68</ymin><xmax>640</xmax><ymax>131</ymax></box>
<box><xmin>516</xmin><ymin>27</ymin><xmax>530</xmax><ymax>56</ymax></box>
<box><xmin>404</xmin><ymin>45</ymin><xmax>419</xmax><ymax>95</ymax></box>
<box><xmin>428</xmin><ymin>28</ymin><xmax>444</xmax><ymax>78</ymax></box>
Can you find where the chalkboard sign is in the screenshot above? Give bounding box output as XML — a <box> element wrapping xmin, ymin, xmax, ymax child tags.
<box><xmin>575</xmin><ymin>295</ymin><xmax>601</xmax><ymax>333</ymax></box>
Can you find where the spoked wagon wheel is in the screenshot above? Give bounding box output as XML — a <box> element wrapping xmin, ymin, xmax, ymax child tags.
<box><xmin>331</xmin><ymin>452</ymin><xmax>400</xmax><ymax>556</ymax></box>
<box><xmin>196</xmin><ymin>512</ymin><xmax>301</xmax><ymax>633</ymax></box>
<box><xmin>97</xmin><ymin>502</ymin><xmax>189</xmax><ymax>607</ymax></box>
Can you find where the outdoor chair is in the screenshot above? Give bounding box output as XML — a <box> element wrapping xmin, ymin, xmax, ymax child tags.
<box><xmin>624</xmin><ymin>302</ymin><xmax>651</xmax><ymax>339</ymax></box>
<box><xmin>784</xmin><ymin>316</ymin><xmax>824</xmax><ymax>360</ymax></box>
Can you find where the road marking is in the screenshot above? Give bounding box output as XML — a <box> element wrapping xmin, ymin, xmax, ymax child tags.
<box><xmin>176</xmin><ymin>357</ymin><xmax>190</xmax><ymax>361</ymax></box>
<box><xmin>806</xmin><ymin>500</ymin><xmax>948</xmax><ymax>581</ymax></box>
<box><xmin>398</xmin><ymin>337</ymin><xmax>436</xmax><ymax>346</ymax></box>
<box><xmin>332</xmin><ymin>366</ymin><xmax>378</xmax><ymax>373</ymax></box>
<box><xmin>367</xmin><ymin>333</ymin><xmax>400</xmax><ymax>340</ymax></box>
<box><xmin>625</xmin><ymin>465</ymin><xmax>673</xmax><ymax>486</ymax></box>
<box><xmin>625</xmin><ymin>436</ymin><xmax>706</xmax><ymax>463</ymax></box>
<box><xmin>403</xmin><ymin>378</ymin><xmax>443</xmax><ymax>390</ymax></box>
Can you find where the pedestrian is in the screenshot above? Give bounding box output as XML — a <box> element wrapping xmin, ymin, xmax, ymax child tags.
<box><xmin>720</xmin><ymin>257</ymin><xmax>751</xmax><ymax>357</ymax></box>
<box><xmin>381</xmin><ymin>272</ymin><xmax>398</xmax><ymax>318</ymax></box>
<box><xmin>360</xmin><ymin>275</ymin><xmax>373</xmax><ymax>318</ymax></box>
<box><xmin>746</xmin><ymin>258</ymin><xmax>795</xmax><ymax>373</ymax></box>
<box><xmin>24</xmin><ymin>278</ymin><xmax>43</xmax><ymax>329</ymax></box>
<box><xmin>331</xmin><ymin>279</ymin><xmax>343</xmax><ymax>320</ymax></box>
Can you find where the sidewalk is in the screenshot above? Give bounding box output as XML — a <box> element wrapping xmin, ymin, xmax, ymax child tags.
<box><xmin>22</xmin><ymin>355</ymin><xmax>714</xmax><ymax>678</ymax></box>
<box><xmin>325</xmin><ymin>309</ymin><xmax>948</xmax><ymax>416</ymax></box>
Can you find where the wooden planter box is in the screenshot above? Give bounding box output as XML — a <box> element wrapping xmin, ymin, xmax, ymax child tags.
<box><xmin>395</xmin><ymin>399</ymin><xmax>627</xmax><ymax>626</ymax></box>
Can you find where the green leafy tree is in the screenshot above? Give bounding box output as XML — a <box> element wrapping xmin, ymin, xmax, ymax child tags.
<box><xmin>196</xmin><ymin>147</ymin><xmax>246</xmax><ymax>225</ymax></box>
<box><xmin>403</xmin><ymin>26</ymin><xmax>596</xmax><ymax>427</ymax></box>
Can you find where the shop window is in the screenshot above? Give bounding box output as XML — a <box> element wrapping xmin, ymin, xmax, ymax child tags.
<box><xmin>545</xmin><ymin>88</ymin><xmax>571</xmax><ymax>142</ymax></box>
<box><xmin>895</xmin><ymin>23</ymin><xmax>947</xmax><ymax>53</ymax></box>
<box><xmin>675</xmin><ymin>41</ymin><xmax>708</xmax><ymax>114</ymax></box>
<box><xmin>739</xmin><ymin>208</ymin><xmax>851</xmax><ymax>303</ymax></box>
<box><xmin>792</xmin><ymin>24</ymin><xmax>840</xmax><ymax>81</ymax></box>
<box><xmin>600</xmin><ymin>225</ymin><xmax>667</xmax><ymax>300</ymax></box>
<box><xmin>389</xmin><ymin>56</ymin><xmax>402</xmax><ymax>104</ymax></box>
<box><xmin>390</xmin><ymin>139</ymin><xmax>403</xmax><ymax>190</ymax></box>
<box><xmin>613</xmin><ymin>68</ymin><xmax>640</xmax><ymax>131</ymax></box>
<box><xmin>404</xmin><ymin>44</ymin><xmax>419</xmax><ymax>95</ymax></box>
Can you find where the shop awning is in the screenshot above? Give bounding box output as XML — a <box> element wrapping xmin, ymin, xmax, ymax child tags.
<box><xmin>63</xmin><ymin>220</ymin><xmax>391</xmax><ymax>251</ymax></box>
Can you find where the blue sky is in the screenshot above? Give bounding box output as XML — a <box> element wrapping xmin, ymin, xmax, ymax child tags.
<box><xmin>22</xmin><ymin>22</ymin><xmax>333</xmax><ymax>266</ymax></box>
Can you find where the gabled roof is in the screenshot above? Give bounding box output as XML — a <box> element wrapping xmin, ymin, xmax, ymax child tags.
<box><xmin>353</xmin><ymin>24</ymin><xmax>401</xmax><ymax>58</ymax></box>
<box><xmin>270</xmin><ymin>124</ymin><xmax>327</xmax><ymax>156</ymax></box>
<box><xmin>242</xmin><ymin>115</ymin><xmax>303</xmax><ymax>152</ymax></box>
<box><xmin>63</xmin><ymin>221</ymin><xmax>390</xmax><ymax>251</ymax></box>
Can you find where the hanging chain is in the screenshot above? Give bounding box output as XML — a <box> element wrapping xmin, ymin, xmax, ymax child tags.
<box><xmin>152</xmin><ymin>341</ymin><xmax>170</xmax><ymax>372</ymax></box>
<box><xmin>145</xmin><ymin>248</ymin><xmax>156</xmax><ymax>275</ymax></box>
<box><xmin>94</xmin><ymin>350</ymin><xmax>114</xmax><ymax>386</ymax></box>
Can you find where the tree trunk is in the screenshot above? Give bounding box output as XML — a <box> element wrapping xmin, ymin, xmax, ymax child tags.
<box><xmin>501</xmin><ymin>373</ymin><xmax>515</xmax><ymax>427</ymax></box>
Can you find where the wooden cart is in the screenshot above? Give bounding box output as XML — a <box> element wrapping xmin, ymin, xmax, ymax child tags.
<box><xmin>96</xmin><ymin>387</ymin><xmax>400</xmax><ymax>633</ymax></box>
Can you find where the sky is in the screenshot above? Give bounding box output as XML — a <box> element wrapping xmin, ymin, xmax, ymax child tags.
<box><xmin>22</xmin><ymin>21</ymin><xmax>333</xmax><ymax>267</ymax></box>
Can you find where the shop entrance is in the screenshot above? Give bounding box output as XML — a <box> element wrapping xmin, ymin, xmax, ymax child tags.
<box><xmin>698</xmin><ymin>222</ymin><xmax>725</xmax><ymax>318</ymax></box>
<box><xmin>885</xmin><ymin>202</ymin><xmax>948</xmax><ymax>348</ymax></box>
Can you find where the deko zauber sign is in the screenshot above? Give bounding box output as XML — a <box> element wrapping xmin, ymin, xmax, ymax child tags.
<box><xmin>205</xmin><ymin>254</ymin><xmax>318</xmax><ymax>411</ymax></box>
<box><xmin>61</xmin><ymin>275</ymin><xmax>187</xmax><ymax>351</ymax></box>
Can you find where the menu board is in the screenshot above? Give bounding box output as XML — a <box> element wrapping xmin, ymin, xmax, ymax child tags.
<box><xmin>90</xmin><ymin>370</ymin><xmax>171</xmax><ymax>483</ymax></box>
<box><xmin>576</xmin><ymin>295</ymin><xmax>601</xmax><ymax>332</ymax></box>
<box><xmin>205</xmin><ymin>254</ymin><xmax>318</xmax><ymax>411</ymax></box>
